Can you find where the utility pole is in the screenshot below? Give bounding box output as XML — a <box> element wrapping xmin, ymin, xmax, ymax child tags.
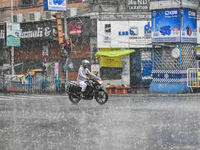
<box><xmin>11</xmin><ymin>0</ymin><xmax>14</xmax><ymax>75</ymax></box>
<box><xmin>64</xmin><ymin>2</ymin><xmax>69</xmax><ymax>82</ymax></box>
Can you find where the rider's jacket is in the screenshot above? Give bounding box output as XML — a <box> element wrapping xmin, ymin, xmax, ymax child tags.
<box><xmin>77</xmin><ymin>65</ymin><xmax>97</xmax><ymax>83</ymax></box>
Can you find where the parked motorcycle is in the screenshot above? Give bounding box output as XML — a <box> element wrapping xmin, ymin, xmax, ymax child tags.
<box><xmin>66</xmin><ymin>77</ymin><xmax>108</xmax><ymax>105</ymax></box>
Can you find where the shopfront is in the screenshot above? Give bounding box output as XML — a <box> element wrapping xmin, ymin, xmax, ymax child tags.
<box><xmin>0</xmin><ymin>20</ymin><xmax>62</xmax><ymax>75</ymax></box>
<box><xmin>97</xmin><ymin>20</ymin><xmax>152</xmax><ymax>87</ymax></box>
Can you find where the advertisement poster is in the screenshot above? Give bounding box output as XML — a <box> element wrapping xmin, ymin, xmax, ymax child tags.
<box><xmin>151</xmin><ymin>9</ymin><xmax>180</xmax><ymax>42</ymax></box>
<box><xmin>44</xmin><ymin>0</ymin><xmax>66</xmax><ymax>11</ymax></box>
<box><xmin>100</xmin><ymin>56</ymin><xmax>121</xmax><ymax>68</ymax></box>
<box><xmin>181</xmin><ymin>9</ymin><xmax>197</xmax><ymax>43</ymax></box>
<box><xmin>6</xmin><ymin>22</ymin><xmax>20</xmax><ymax>47</ymax></box>
<box><xmin>55</xmin><ymin>63</ymin><xmax>59</xmax><ymax>80</ymax></box>
<box><xmin>151</xmin><ymin>8</ymin><xmax>197</xmax><ymax>43</ymax></box>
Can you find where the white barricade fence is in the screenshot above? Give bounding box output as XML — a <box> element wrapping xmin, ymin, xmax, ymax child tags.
<box><xmin>187</xmin><ymin>68</ymin><xmax>200</xmax><ymax>88</ymax></box>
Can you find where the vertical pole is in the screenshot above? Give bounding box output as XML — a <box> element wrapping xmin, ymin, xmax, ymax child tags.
<box><xmin>179</xmin><ymin>43</ymin><xmax>182</xmax><ymax>69</ymax></box>
<box><xmin>64</xmin><ymin>1</ymin><xmax>69</xmax><ymax>82</ymax></box>
<box><xmin>11</xmin><ymin>0</ymin><xmax>14</xmax><ymax>75</ymax></box>
<box><xmin>195</xmin><ymin>44</ymin><xmax>197</xmax><ymax>68</ymax></box>
<box><xmin>152</xmin><ymin>46</ymin><xmax>154</xmax><ymax>69</ymax></box>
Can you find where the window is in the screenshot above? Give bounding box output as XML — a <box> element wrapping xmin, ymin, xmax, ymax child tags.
<box><xmin>68</xmin><ymin>0</ymin><xmax>82</xmax><ymax>4</ymax></box>
<box><xmin>20</xmin><ymin>0</ymin><xmax>38</xmax><ymax>6</ymax></box>
<box><xmin>100</xmin><ymin>67</ymin><xmax>122</xmax><ymax>80</ymax></box>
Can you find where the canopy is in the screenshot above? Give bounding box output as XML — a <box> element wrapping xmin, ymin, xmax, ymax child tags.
<box><xmin>95</xmin><ymin>49</ymin><xmax>135</xmax><ymax>57</ymax></box>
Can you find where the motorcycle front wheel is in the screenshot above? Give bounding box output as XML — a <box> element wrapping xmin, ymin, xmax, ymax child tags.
<box><xmin>95</xmin><ymin>89</ymin><xmax>108</xmax><ymax>105</ymax></box>
<box><xmin>69</xmin><ymin>94</ymin><xmax>81</xmax><ymax>104</ymax></box>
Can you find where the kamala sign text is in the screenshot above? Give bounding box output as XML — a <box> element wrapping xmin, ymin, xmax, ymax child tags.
<box><xmin>0</xmin><ymin>27</ymin><xmax>56</xmax><ymax>39</ymax></box>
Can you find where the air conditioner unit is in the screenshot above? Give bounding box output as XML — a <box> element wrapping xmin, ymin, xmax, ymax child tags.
<box><xmin>22</xmin><ymin>13</ymin><xmax>30</xmax><ymax>22</ymax></box>
<box><xmin>45</xmin><ymin>11</ymin><xmax>56</xmax><ymax>19</ymax></box>
<box><xmin>29</xmin><ymin>12</ymin><xmax>40</xmax><ymax>21</ymax></box>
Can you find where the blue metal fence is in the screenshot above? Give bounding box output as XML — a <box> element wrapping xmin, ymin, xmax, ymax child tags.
<box><xmin>1</xmin><ymin>75</ymin><xmax>60</xmax><ymax>93</ymax></box>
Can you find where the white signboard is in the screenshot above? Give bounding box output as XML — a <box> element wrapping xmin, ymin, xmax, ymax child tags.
<box><xmin>44</xmin><ymin>0</ymin><xmax>66</xmax><ymax>11</ymax></box>
<box><xmin>97</xmin><ymin>21</ymin><xmax>152</xmax><ymax>48</ymax></box>
<box><xmin>91</xmin><ymin>64</ymin><xmax>100</xmax><ymax>76</ymax></box>
<box><xmin>6</xmin><ymin>22</ymin><xmax>20</xmax><ymax>47</ymax></box>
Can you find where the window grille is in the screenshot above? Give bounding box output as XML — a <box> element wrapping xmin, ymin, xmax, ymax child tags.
<box><xmin>154</xmin><ymin>45</ymin><xmax>180</xmax><ymax>69</ymax></box>
<box><xmin>20</xmin><ymin>0</ymin><xmax>38</xmax><ymax>6</ymax></box>
<box><xmin>181</xmin><ymin>43</ymin><xmax>196</xmax><ymax>69</ymax></box>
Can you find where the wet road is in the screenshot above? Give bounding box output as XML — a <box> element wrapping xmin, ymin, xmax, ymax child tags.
<box><xmin>0</xmin><ymin>94</ymin><xmax>200</xmax><ymax>150</ymax></box>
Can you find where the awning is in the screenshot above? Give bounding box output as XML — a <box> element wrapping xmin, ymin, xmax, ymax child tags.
<box><xmin>95</xmin><ymin>49</ymin><xmax>135</xmax><ymax>57</ymax></box>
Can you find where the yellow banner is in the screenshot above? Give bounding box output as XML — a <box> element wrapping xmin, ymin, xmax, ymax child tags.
<box><xmin>198</xmin><ymin>72</ymin><xmax>200</xmax><ymax>80</ymax></box>
<box><xmin>100</xmin><ymin>56</ymin><xmax>121</xmax><ymax>68</ymax></box>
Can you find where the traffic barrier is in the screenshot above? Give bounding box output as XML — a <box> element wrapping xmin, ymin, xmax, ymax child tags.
<box><xmin>187</xmin><ymin>68</ymin><xmax>200</xmax><ymax>91</ymax></box>
<box><xmin>3</xmin><ymin>74</ymin><xmax>60</xmax><ymax>93</ymax></box>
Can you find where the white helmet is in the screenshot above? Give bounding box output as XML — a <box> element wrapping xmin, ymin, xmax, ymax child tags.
<box><xmin>82</xmin><ymin>60</ymin><xmax>90</xmax><ymax>68</ymax></box>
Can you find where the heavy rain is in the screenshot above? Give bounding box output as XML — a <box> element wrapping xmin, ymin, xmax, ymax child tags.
<box><xmin>0</xmin><ymin>0</ymin><xmax>200</xmax><ymax>149</ymax></box>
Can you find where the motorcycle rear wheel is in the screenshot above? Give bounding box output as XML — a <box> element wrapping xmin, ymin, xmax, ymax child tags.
<box><xmin>69</xmin><ymin>94</ymin><xmax>81</xmax><ymax>104</ymax></box>
<box><xmin>95</xmin><ymin>89</ymin><xmax>108</xmax><ymax>105</ymax></box>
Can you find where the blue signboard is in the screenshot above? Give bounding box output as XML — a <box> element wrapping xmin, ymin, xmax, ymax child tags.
<box><xmin>151</xmin><ymin>9</ymin><xmax>180</xmax><ymax>42</ymax></box>
<box><xmin>151</xmin><ymin>8</ymin><xmax>197</xmax><ymax>43</ymax></box>
<box><xmin>44</xmin><ymin>0</ymin><xmax>66</xmax><ymax>11</ymax></box>
<box><xmin>181</xmin><ymin>9</ymin><xmax>197</xmax><ymax>43</ymax></box>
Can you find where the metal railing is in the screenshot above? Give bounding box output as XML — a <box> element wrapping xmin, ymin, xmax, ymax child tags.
<box><xmin>1</xmin><ymin>75</ymin><xmax>60</xmax><ymax>93</ymax></box>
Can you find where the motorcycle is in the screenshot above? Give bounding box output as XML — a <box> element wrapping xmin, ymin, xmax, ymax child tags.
<box><xmin>66</xmin><ymin>77</ymin><xmax>108</xmax><ymax>105</ymax></box>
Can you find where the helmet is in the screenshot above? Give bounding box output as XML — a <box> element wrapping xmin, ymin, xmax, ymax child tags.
<box><xmin>82</xmin><ymin>60</ymin><xmax>90</xmax><ymax>68</ymax></box>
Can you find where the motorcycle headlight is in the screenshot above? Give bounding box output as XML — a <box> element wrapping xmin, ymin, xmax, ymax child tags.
<box><xmin>97</xmin><ymin>80</ymin><xmax>103</xmax><ymax>85</ymax></box>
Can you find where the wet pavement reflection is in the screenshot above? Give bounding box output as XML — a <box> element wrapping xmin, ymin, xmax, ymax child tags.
<box><xmin>0</xmin><ymin>95</ymin><xmax>200</xmax><ymax>150</ymax></box>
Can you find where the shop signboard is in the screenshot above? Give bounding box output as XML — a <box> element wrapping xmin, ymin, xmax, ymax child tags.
<box><xmin>0</xmin><ymin>21</ymin><xmax>57</xmax><ymax>40</ymax></box>
<box><xmin>97</xmin><ymin>21</ymin><xmax>152</xmax><ymax>48</ymax></box>
<box><xmin>127</xmin><ymin>0</ymin><xmax>150</xmax><ymax>11</ymax></box>
<box><xmin>151</xmin><ymin>8</ymin><xmax>197</xmax><ymax>43</ymax></box>
<box><xmin>151</xmin><ymin>9</ymin><xmax>180</xmax><ymax>43</ymax></box>
<box><xmin>181</xmin><ymin>9</ymin><xmax>197</xmax><ymax>43</ymax></box>
<box><xmin>43</xmin><ymin>0</ymin><xmax>66</xmax><ymax>11</ymax></box>
<box><xmin>67</xmin><ymin>17</ymin><xmax>95</xmax><ymax>37</ymax></box>
<box><xmin>100</xmin><ymin>55</ymin><xmax>121</xmax><ymax>68</ymax></box>
<box><xmin>5</xmin><ymin>22</ymin><xmax>20</xmax><ymax>47</ymax></box>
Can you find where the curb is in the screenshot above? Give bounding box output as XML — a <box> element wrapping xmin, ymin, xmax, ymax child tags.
<box><xmin>1</xmin><ymin>92</ymin><xmax>200</xmax><ymax>97</ymax></box>
<box><xmin>107</xmin><ymin>93</ymin><xmax>200</xmax><ymax>97</ymax></box>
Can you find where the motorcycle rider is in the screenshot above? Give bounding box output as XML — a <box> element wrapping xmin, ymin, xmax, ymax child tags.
<box><xmin>77</xmin><ymin>60</ymin><xmax>100</xmax><ymax>98</ymax></box>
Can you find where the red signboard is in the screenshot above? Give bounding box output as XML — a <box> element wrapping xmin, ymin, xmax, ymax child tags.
<box><xmin>69</xmin><ymin>23</ymin><xmax>83</xmax><ymax>35</ymax></box>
